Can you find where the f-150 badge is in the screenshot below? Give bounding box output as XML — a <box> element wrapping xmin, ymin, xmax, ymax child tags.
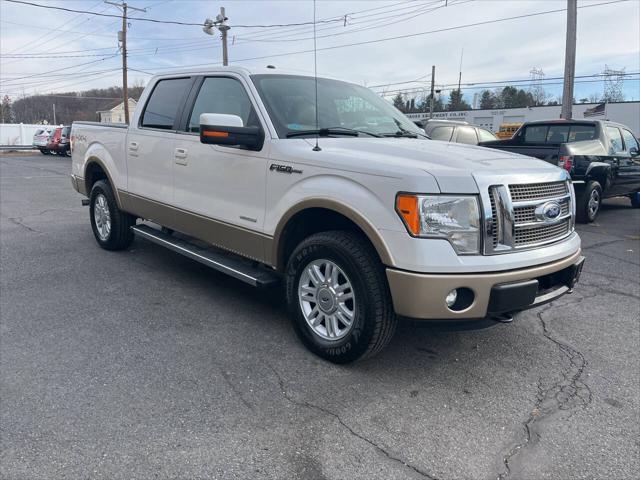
<box><xmin>270</xmin><ymin>164</ymin><xmax>302</xmax><ymax>174</ymax></box>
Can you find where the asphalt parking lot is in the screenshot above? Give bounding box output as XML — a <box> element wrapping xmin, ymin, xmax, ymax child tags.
<box><xmin>1</xmin><ymin>153</ymin><xmax>638</xmax><ymax>480</ymax></box>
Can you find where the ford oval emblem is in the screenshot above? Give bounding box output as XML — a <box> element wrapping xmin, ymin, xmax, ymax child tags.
<box><xmin>542</xmin><ymin>201</ymin><xmax>561</xmax><ymax>220</ymax></box>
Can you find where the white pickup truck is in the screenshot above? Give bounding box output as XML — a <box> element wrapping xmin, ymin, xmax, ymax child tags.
<box><xmin>71</xmin><ymin>66</ymin><xmax>584</xmax><ymax>363</ymax></box>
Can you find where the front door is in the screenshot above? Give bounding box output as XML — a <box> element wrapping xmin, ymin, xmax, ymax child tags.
<box><xmin>171</xmin><ymin>75</ymin><xmax>269</xmax><ymax>261</ymax></box>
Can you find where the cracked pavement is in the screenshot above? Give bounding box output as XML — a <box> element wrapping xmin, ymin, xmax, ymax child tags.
<box><xmin>1</xmin><ymin>154</ymin><xmax>639</xmax><ymax>479</ymax></box>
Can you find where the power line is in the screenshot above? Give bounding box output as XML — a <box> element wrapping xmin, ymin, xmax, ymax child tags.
<box><xmin>128</xmin><ymin>0</ymin><xmax>627</xmax><ymax>74</ymax></box>
<box><xmin>3</xmin><ymin>0</ymin><xmax>347</xmax><ymax>28</ymax></box>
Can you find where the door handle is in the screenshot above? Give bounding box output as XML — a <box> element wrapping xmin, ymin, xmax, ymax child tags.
<box><xmin>174</xmin><ymin>147</ymin><xmax>188</xmax><ymax>165</ymax></box>
<box><xmin>129</xmin><ymin>142</ymin><xmax>139</xmax><ymax>151</ymax></box>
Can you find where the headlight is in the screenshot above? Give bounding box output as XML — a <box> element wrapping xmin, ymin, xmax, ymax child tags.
<box><xmin>396</xmin><ymin>194</ymin><xmax>480</xmax><ymax>254</ymax></box>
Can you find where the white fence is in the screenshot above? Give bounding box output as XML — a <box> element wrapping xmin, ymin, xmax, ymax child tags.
<box><xmin>0</xmin><ymin>123</ymin><xmax>63</xmax><ymax>147</ymax></box>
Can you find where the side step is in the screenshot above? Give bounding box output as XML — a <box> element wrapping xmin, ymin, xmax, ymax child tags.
<box><xmin>131</xmin><ymin>224</ymin><xmax>280</xmax><ymax>287</ymax></box>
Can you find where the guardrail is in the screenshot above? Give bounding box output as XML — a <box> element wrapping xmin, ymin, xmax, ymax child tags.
<box><xmin>0</xmin><ymin>145</ymin><xmax>36</xmax><ymax>151</ymax></box>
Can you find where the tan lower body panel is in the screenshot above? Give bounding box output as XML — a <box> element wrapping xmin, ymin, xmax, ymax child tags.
<box><xmin>386</xmin><ymin>249</ymin><xmax>582</xmax><ymax>320</ymax></box>
<box><xmin>119</xmin><ymin>191</ymin><xmax>272</xmax><ymax>264</ymax></box>
<box><xmin>71</xmin><ymin>175</ymin><xmax>87</xmax><ymax>196</ymax></box>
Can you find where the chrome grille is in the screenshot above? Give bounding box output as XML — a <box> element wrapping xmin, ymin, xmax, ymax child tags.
<box><xmin>484</xmin><ymin>180</ymin><xmax>573</xmax><ymax>254</ymax></box>
<box><xmin>489</xmin><ymin>191</ymin><xmax>498</xmax><ymax>247</ymax></box>
<box><xmin>513</xmin><ymin>200</ymin><xmax>570</xmax><ymax>224</ymax></box>
<box><xmin>514</xmin><ymin>219</ymin><xmax>571</xmax><ymax>246</ymax></box>
<box><xmin>508</xmin><ymin>182</ymin><xmax>568</xmax><ymax>202</ymax></box>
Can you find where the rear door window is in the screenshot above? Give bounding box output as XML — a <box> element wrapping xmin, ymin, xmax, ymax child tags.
<box><xmin>430</xmin><ymin>126</ymin><xmax>454</xmax><ymax>141</ymax></box>
<box><xmin>606</xmin><ymin>126</ymin><xmax>624</xmax><ymax>154</ymax></box>
<box><xmin>141</xmin><ymin>77</ymin><xmax>192</xmax><ymax>130</ymax></box>
<box><xmin>621</xmin><ymin>129</ymin><xmax>639</xmax><ymax>153</ymax></box>
<box><xmin>456</xmin><ymin>126</ymin><xmax>479</xmax><ymax>145</ymax></box>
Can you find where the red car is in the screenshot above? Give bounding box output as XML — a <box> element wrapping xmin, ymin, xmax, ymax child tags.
<box><xmin>46</xmin><ymin>126</ymin><xmax>71</xmax><ymax>156</ymax></box>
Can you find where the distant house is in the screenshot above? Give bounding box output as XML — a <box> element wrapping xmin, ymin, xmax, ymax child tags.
<box><xmin>97</xmin><ymin>99</ymin><xmax>138</xmax><ymax>123</ymax></box>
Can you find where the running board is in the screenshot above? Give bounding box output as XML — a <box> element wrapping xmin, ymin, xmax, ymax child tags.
<box><xmin>131</xmin><ymin>224</ymin><xmax>279</xmax><ymax>287</ymax></box>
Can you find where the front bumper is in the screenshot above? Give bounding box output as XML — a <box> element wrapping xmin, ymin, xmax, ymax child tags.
<box><xmin>387</xmin><ymin>250</ymin><xmax>584</xmax><ymax>320</ymax></box>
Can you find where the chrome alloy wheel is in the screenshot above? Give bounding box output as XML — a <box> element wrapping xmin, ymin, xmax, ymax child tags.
<box><xmin>588</xmin><ymin>188</ymin><xmax>600</xmax><ymax>218</ymax></box>
<box><xmin>93</xmin><ymin>193</ymin><xmax>112</xmax><ymax>241</ymax></box>
<box><xmin>298</xmin><ymin>259</ymin><xmax>356</xmax><ymax>341</ymax></box>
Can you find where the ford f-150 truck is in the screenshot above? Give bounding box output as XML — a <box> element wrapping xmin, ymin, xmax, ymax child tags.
<box><xmin>481</xmin><ymin>120</ymin><xmax>640</xmax><ymax>222</ymax></box>
<box><xmin>71</xmin><ymin>67</ymin><xmax>585</xmax><ymax>363</ymax></box>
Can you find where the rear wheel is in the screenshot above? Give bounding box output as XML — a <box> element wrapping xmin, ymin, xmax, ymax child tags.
<box><xmin>285</xmin><ymin>231</ymin><xmax>397</xmax><ymax>363</ymax></box>
<box><xmin>89</xmin><ymin>180</ymin><xmax>135</xmax><ymax>250</ymax></box>
<box><xmin>576</xmin><ymin>180</ymin><xmax>602</xmax><ymax>223</ymax></box>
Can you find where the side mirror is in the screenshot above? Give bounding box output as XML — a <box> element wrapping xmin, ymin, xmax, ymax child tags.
<box><xmin>199</xmin><ymin>113</ymin><xmax>263</xmax><ymax>150</ymax></box>
<box><xmin>630</xmin><ymin>146</ymin><xmax>639</xmax><ymax>157</ymax></box>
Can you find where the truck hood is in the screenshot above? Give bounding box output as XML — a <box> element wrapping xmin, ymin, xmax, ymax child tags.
<box><xmin>296</xmin><ymin>137</ymin><xmax>562</xmax><ymax>192</ymax></box>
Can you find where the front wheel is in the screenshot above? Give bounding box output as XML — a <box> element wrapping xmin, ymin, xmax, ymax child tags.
<box><xmin>576</xmin><ymin>180</ymin><xmax>602</xmax><ymax>223</ymax></box>
<box><xmin>89</xmin><ymin>180</ymin><xmax>135</xmax><ymax>250</ymax></box>
<box><xmin>285</xmin><ymin>231</ymin><xmax>397</xmax><ymax>363</ymax></box>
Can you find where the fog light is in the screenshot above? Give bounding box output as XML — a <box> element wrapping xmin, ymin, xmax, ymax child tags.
<box><xmin>445</xmin><ymin>289</ymin><xmax>458</xmax><ymax>307</ymax></box>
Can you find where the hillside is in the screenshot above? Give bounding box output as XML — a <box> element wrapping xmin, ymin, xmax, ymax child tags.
<box><xmin>10</xmin><ymin>85</ymin><xmax>146</xmax><ymax>125</ymax></box>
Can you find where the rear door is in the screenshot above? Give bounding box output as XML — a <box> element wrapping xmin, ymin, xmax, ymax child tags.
<box><xmin>126</xmin><ymin>77</ymin><xmax>194</xmax><ymax>207</ymax></box>
<box><xmin>609</xmin><ymin>127</ymin><xmax>640</xmax><ymax>196</ymax></box>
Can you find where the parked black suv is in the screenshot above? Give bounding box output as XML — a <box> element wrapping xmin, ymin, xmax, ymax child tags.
<box><xmin>481</xmin><ymin>120</ymin><xmax>640</xmax><ymax>222</ymax></box>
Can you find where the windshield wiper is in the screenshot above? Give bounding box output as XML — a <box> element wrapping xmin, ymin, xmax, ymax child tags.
<box><xmin>286</xmin><ymin>127</ymin><xmax>382</xmax><ymax>138</ymax></box>
<box><xmin>380</xmin><ymin>119</ymin><xmax>427</xmax><ymax>138</ymax></box>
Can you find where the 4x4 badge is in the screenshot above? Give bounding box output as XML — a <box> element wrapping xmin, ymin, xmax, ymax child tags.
<box><xmin>270</xmin><ymin>163</ymin><xmax>302</xmax><ymax>175</ymax></box>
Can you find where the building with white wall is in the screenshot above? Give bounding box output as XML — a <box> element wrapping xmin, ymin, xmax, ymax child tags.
<box><xmin>405</xmin><ymin>101</ymin><xmax>640</xmax><ymax>135</ymax></box>
<box><xmin>97</xmin><ymin>99</ymin><xmax>138</xmax><ymax>124</ymax></box>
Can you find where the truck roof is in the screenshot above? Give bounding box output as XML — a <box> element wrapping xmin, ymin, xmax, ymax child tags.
<box><xmin>148</xmin><ymin>65</ymin><xmax>339</xmax><ymax>82</ymax></box>
<box><xmin>522</xmin><ymin>119</ymin><xmax>630</xmax><ymax>129</ymax></box>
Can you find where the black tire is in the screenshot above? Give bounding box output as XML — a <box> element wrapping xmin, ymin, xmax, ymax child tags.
<box><xmin>40</xmin><ymin>148</ymin><xmax>49</xmax><ymax>155</ymax></box>
<box><xmin>285</xmin><ymin>231</ymin><xmax>397</xmax><ymax>364</ymax></box>
<box><xmin>576</xmin><ymin>180</ymin><xmax>602</xmax><ymax>223</ymax></box>
<box><xmin>89</xmin><ymin>180</ymin><xmax>135</xmax><ymax>250</ymax></box>
<box><xmin>630</xmin><ymin>193</ymin><xmax>640</xmax><ymax>208</ymax></box>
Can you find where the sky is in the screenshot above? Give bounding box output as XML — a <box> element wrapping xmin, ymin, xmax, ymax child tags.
<box><xmin>1</xmin><ymin>0</ymin><xmax>639</xmax><ymax>105</ymax></box>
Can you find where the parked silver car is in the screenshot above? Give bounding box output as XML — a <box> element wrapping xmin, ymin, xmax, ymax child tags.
<box><xmin>33</xmin><ymin>127</ymin><xmax>54</xmax><ymax>154</ymax></box>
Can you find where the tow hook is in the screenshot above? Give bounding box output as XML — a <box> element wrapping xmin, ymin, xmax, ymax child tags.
<box><xmin>81</xmin><ymin>199</ymin><xmax>90</xmax><ymax>206</ymax></box>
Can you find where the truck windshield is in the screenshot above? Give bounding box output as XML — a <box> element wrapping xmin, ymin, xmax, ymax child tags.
<box><xmin>251</xmin><ymin>74</ymin><xmax>424</xmax><ymax>139</ymax></box>
<box><xmin>523</xmin><ymin>123</ymin><xmax>597</xmax><ymax>144</ymax></box>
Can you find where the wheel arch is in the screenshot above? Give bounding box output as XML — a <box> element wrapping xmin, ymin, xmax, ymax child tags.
<box><xmin>584</xmin><ymin>162</ymin><xmax>612</xmax><ymax>193</ymax></box>
<box><xmin>84</xmin><ymin>157</ymin><xmax>122</xmax><ymax>208</ymax></box>
<box><xmin>271</xmin><ymin>199</ymin><xmax>394</xmax><ymax>272</ymax></box>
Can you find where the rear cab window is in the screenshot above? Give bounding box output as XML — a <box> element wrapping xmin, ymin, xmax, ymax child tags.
<box><xmin>141</xmin><ymin>77</ymin><xmax>193</xmax><ymax>130</ymax></box>
<box><xmin>522</xmin><ymin>123</ymin><xmax>596</xmax><ymax>144</ymax></box>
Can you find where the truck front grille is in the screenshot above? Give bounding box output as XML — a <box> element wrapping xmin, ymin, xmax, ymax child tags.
<box><xmin>514</xmin><ymin>219</ymin><xmax>571</xmax><ymax>246</ymax></box>
<box><xmin>509</xmin><ymin>181</ymin><xmax>568</xmax><ymax>201</ymax></box>
<box><xmin>485</xmin><ymin>181</ymin><xmax>573</xmax><ymax>254</ymax></box>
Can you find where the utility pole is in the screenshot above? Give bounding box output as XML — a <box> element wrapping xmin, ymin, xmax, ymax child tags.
<box><xmin>52</xmin><ymin>103</ymin><xmax>56</xmax><ymax>124</ymax></box>
<box><xmin>203</xmin><ymin>8</ymin><xmax>230</xmax><ymax>66</ymax></box>
<box><xmin>456</xmin><ymin>48</ymin><xmax>463</xmax><ymax>110</ymax></box>
<box><xmin>105</xmin><ymin>1</ymin><xmax>146</xmax><ymax>124</ymax></box>
<box><xmin>219</xmin><ymin>7</ymin><xmax>229</xmax><ymax>66</ymax></box>
<box><xmin>561</xmin><ymin>0</ymin><xmax>577</xmax><ymax>119</ymax></box>
<box><xmin>429</xmin><ymin>65</ymin><xmax>436</xmax><ymax>118</ymax></box>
